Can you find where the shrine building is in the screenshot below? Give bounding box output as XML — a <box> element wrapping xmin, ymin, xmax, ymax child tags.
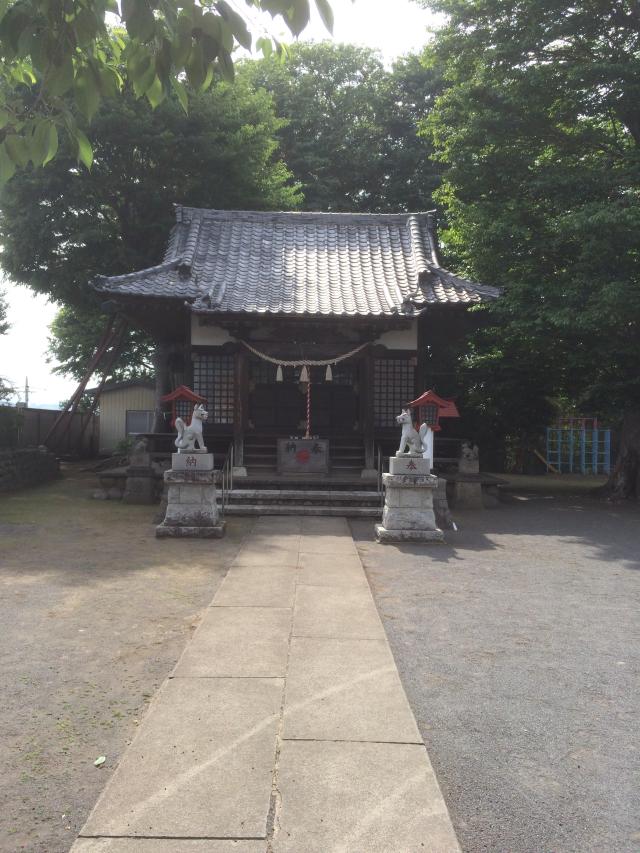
<box><xmin>92</xmin><ymin>207</ymin><xmax>500</xmax><ymax>477</ymax></box>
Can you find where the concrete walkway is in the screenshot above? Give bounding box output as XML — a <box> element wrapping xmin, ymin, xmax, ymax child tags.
<box><xmin>71</xmin><ymin>517</ymin><xmax>459</xmax><ymax>853</ymax></box>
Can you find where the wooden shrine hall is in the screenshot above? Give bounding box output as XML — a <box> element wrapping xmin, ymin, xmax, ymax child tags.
<box><xmin>93</xmin><ymin>207</ymin><xmax>500</xmax><ymax>482</ymax></box>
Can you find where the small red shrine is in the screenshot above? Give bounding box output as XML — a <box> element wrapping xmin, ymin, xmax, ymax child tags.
<box><xmin>406</xmin><ymin>390</ymin><xmax>460</xmax><ymax>432</ymax></box>
<box><xmin>160</xmin><ymin>385</ymin><xmax>207</xmax><ymax>428</ymax></box>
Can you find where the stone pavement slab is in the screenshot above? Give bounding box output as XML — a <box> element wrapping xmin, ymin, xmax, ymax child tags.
<box><xmin>81</xmin><ymin>677</ymin><xmax>282</xmax><ymax>839</ymax></box>
<box><xmin>283</xmin><ymin>637</ymin><xmax>422</xmax><ymax>743</ymax></box>
<box><xmin>293</xmin><ymin>583</ymin><xmax>386</xmax><ymax>639</ymax></box>
<box><xmin>213</xmin><ymin>564</ymin><xmax>298</xmax><ymax>607</ymax></box>
<box><xmin>172</xmin><ymin>607</ymin><xmax>291</xmax><ymax>677</ymax></box>
<box><xmin>72</xmin><ymin>841</ymin><xmax>265</xmax><ymax>852</ymax></box>
<box><xmin>299</xmin><ymin>533</ymin><xmax>359</xmax><ymax>554</ymax></box>
<box><xmin>298</xmin><ymin>551</ymin><xmax>368</xmax><ymax>587</ymax></box>
<box><xmin>272</xmin><ymin>740</ymin><xmax>460</xmax><ymax>853</ymax></box>
<box><xmin>231</xmin><ymin>548</ymin><xmax>300</xmax><ymax>568</ymax></box>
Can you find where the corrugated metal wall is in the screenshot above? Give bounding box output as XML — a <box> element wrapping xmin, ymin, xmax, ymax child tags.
<box><xmin>99</xmin><ymin>387</ymin><xmax>156</xmax><ymax>454</ymax></box>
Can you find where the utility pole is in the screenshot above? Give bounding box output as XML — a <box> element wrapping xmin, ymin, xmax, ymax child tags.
<box><xmin>24</xmin><ymin>376</ymin><xmax>29</xmax><ymax>408</ymax></box>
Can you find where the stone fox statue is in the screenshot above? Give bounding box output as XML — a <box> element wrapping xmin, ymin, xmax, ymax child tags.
<box><xmin>396</xmin><ymin>409</ymin><xmax>431</xmax><ymax>459</ymax></box>
<box><xmin>175</xmin><ymin>404</ymin><xmax>208</xmax><ymax>453</ymax></box>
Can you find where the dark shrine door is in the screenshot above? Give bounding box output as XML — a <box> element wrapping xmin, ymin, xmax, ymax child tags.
<box><xmin>248</xmin><ymin>361</ymin><xmax>358</xmax><ymax>435</ymax></box>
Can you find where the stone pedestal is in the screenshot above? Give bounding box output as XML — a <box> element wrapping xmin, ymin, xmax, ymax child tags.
<box><xmin>124</xmin><ymin>451</ymin><xmax>156</xmax><ymax>505</ymax></box>
<box><xmin>156</xmin><ymin>454</ymin><xmax>225</xmax><ymax>539</ymax></box>
<box><xmin>376</xmin><ymin>454</ymin><xmax>444</xmax><ymax>544</ymax></box>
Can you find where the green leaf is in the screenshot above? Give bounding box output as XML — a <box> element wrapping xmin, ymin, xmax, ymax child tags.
<box><xmin>123</xmin><ymin>0</ymin><xmax>156</xmax><ymax>41</ymax></box>
<box><xmin>98</xmin><ymin>65</ymin><xmax>121</xmax><ymax>98</ymax></box>
<box><xmin>314</xmin><ymin>0</ymin><xmax>333</xmax><ymax>33</ymax></box>
<box><xmin>74</xmin><ymin>7</ymin><xmax>99</xmax><ymax>47</ymax></box>
<box><xmin>217</xmin><ymin>49</ymin><xmax>234</xmax><ymax>83</ymax></box>
<box><xmin>31</xmin><ymin>120</ymin><xmax>58</xmax><ymax>167</ymax></box>
<box><xmin>216</xmin><ymin>0</ymin><xmax>251</xmax><ymax>50</ymax></box>
<box><xmin>285</xmin><ymin>0</ymin><xmax>310</xmax><ymax>37</ymax></box>
<box><xmin>145</xmin><ymin>75</ymin><xmax>165</xmax><ymax>108</ymax></box>
<box><xmin>170</xmin><ymin>75</ymin><xmax>188</xmax><ymax>113</ymax></box>
<box><xmin>74</xmin><ymin>67</ymin><xmax>100</xmax><ymax>121</ymax></box>
<box><xmin>46</xmin><ymin>56</ymin><xmax>75</xmax><ymax>96</ymax></box>
<box><xmin>0</xmin><ymin>108</ymin><xmax>11</xmax><ymax>129</ymax></box>
<box><xmin>4</xmin><ymin>133</ymin><xmax>29</xmax><ymax>166</ymax></box>
<box><xmin>256</xmin><ymin>36</ymin><xmax>272</xmax><ymax>59</ymax></box>
<box><xmin>73</xmin><ymin>127</ymin><xmax>93</xmax><ymax>169</ymax></box>
<box><xmin>185</xmin><ymin>42</ymin><xmax>205</xmax><ymax>89</ymax></box>
<box><xmin>129</xmin><ymin>53</ymin><xmax>156</xmax><ymax>98</ymax></box>
<box><xmin>0</xmin><ymin>142</ymin><xmax>16</xmax><ymax>183</ymax></box>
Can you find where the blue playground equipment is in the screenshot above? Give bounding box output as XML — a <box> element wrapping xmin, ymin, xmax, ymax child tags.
<box><xmin>545</xmin><ymin>418</ymin><xmax>611</xmax><ymax>475</ymax></box>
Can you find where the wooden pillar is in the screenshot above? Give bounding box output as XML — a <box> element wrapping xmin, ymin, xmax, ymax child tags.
<box><xmin>233</xmin><ymin>346</ymin><xmax>248</xmax><ymax>467</ymax></box>
<box><xmin>416</xmin><ymin>313</ymin><xmax>428</xmax><ymax>396</ymax></box>
<box><xmin>152</xmin><ymin>340</ymin><xmax>171</xmax><ymax>433</ymax></box>
<box><xmin>362</xmin><ymin>347</ymin><xmax>375</xmax><ymax>471</ymax></box>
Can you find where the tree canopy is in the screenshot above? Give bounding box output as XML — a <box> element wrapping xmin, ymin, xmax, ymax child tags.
<box><xmin>420</xmin><ymin>0</ymin><xmax>640</xmax><ymax>456</ymax></box>
<box><xmin>0</xmin><ymin>0</ymin><xmax>334</xmax><ymax>180</ymax></box>
<box><xmin>240</xmin><ymin>42</ymin><xmax>442</xmax><ymax>212</ymax></box>
<box><xmin>0</xmin><ymin>75</ymin><xmax>300</xmax><ymax>379</ymax></box>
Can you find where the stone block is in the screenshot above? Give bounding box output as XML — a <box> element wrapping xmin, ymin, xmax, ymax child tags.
<box><xmin>451</xmin><ymin>480</ymin><xmax>484</xmax><ymax>510</ymax></box>
<box><xmin>384</xmin><ymin>487</ymin><xmax>434</xmax><ymax>509</ymax></box>
<box><xmin>164</xmin><ymin>469</ymin><xmax>214</xmax><ymax>484</ymax></box>
<box><xmin>123</xmin><ymin>474</ymin><xmax>155</xmax><ymax>505</ymax></box>
<box><xmin>382</xmin><ymin>472</ymin><xmax>438</xmax><ymax>489</ymax></box>
<box><xmin>382</xmin><ymin>506</ymin><xmax>436</xmax><ymax>530</ymax></box>
<box><xmin>389</xmin><ymin>455</ymin><xmax>431</xmax><ymax>475</ymax></box>
<box><xmin>375</xmin><ymin>525</ymin><xmax>445</xmax><ymax>544</ymax></box>
<box><xmin>157</xmin><ymin>464</ymin><xmax>223</xmax><ymax>538</ymax></box>
<box><xmin>156</xmin><ymin>524</ymin><xmax>225</xmax><ymax>538</ymax></box>
<box><xmin>171</xmin><ymin>452</ymin><xmax>214</xmax><ymax>471</ymax></box>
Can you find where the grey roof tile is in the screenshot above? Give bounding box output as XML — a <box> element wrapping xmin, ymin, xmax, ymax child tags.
<box><xmin>93</xmin><ymin>208</ymin><xmax>501</xmax><ymax>316</ymax></box>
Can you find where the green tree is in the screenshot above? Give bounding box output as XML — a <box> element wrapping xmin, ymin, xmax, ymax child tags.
<box><xmin>0</xmin><ymin>289</ymin><xmax>11</xmax><ymax>400</ymax></box>
<box><xmin>240</xmin><ymin>42</ymin><xmax>442</xmax><ymax>211</ymax></box>
<box><xmin>421</xmin><ymin>0</ymin><xmax>640</xmax><ymax>494</ymax></box>
<box><xmin>0</xmin><ymin>0</ymin><xmax>334</xmax><ymax>178</ymax></box>
<box><xmin>0</xmin><ymin>76</ymin><xmax>300</xmax><ymax>379</ymax></box>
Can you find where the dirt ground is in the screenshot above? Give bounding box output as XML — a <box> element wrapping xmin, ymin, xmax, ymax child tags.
<box><xmin>0</xmin><ymin>465</ymin><xmax>247</xmax><ymax>853</ymax></box>
<box><xmin>352</xmin><ymin>476</ymin><xmax>640</xmax><ymax>853</ymax></box>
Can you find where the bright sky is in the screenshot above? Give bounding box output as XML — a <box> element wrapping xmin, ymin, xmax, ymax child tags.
<box><xmin>0</xmin><ymin>0</ymin><xmax>441</xmax><ymax>409</ymax></box>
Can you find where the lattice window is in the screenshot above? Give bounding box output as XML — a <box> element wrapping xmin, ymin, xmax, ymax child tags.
<box><xmin>175</xmin><ymin>400</ymin><xmax>191</xmax><ymax>423</ymax></box>
<box><xmin>374</xmin><ymin>359</ymin><xmax>415</xmax><ymax>427</ymax></box>
<box><xmin>250</xmin><ymin>358</ymin><xmax>277</xmax><ymax>385</ymax></box>
<box><xmin>193</xmin><ymin>353</ymin><xmax>235</xmax><ymax>424</ymax></box>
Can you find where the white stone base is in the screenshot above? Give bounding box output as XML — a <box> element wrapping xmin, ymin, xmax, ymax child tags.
<box><xmin>156</xmin><ymin>466</ymin><xmax>224</xmax><ymax>539</ymax></box>
<box><xmin>232</xmin><ymin>466</ymin><xmax>248</xmax><ymax>477</ymax></box>
<box><xmin>376</xmin><ymin>463</ymin><xmax>444</xmax><ymax>545</ymax></box>
<box><xmin>375</xmin><ymin>525</ymin><xmax>444</xmax><ymax>544</ymax></box>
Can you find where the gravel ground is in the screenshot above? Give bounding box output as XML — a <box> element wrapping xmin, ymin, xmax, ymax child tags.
<box><xmin>352</xmin><ymin>482</ymin><xmax>640</xmax><ymax>853</ymax></box>
<box><xmin>0</xmin><ymin>466</ymin><xmax>246</xmax><ymax>853</ymax></box>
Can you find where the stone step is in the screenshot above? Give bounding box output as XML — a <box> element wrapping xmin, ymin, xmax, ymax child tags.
<box><xmin>228</xmin><ymin>489</ymin><xmax>381</xmax><ymax>502</ymax></box>
<box><xmin>223</xmin><ymin>504</ymin><xmax>382</xmax><ymax>518</ymax></box>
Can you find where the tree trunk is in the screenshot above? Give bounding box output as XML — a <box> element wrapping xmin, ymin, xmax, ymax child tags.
<box><xmin>601</xmin><ymin>411</ymin><xmax>640</xmax><ymax>500</ymax></box>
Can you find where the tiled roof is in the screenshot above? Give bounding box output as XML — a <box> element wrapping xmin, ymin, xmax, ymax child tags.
<box><xmin>93</xmin><ymin>208</ymin><xmax>500</xmax><ymax>317</ymax></box>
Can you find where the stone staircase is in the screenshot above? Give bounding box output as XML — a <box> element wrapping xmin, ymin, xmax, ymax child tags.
<box><xmin>222</xmin><ymin>480</ymin><xmax>382</xmax><ymax>518</ymax></box>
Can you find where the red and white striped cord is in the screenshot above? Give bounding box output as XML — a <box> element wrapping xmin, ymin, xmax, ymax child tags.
<box><xmin>305</xmin><ymin>381</ymin><xmax>311</xmax><ymax>439</ymax></box>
